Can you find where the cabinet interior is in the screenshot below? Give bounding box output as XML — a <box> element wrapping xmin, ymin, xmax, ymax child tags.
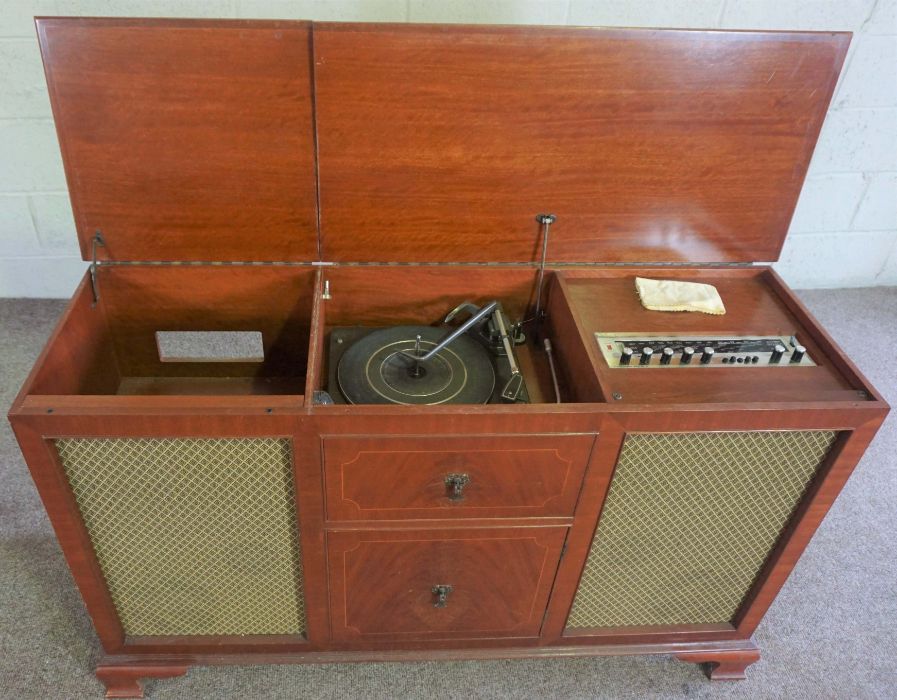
<box><xmin>548</xmin><ymin>266</ymin><xmax>865</xmax><ymax>405</ymax></box>
<box><xmin>24</xmin><ymin>263</ymin><xmax>869</xmax><ymax>406</ymax></box>
<box><xmin>27</xmin><ymin>265</ymin><xmax>317</xmax><ymax>397</ymax></box>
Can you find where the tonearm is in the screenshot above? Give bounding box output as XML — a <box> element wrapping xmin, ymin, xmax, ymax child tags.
<box><xmin>398</xmin><ymin>299</ymin><xmax>528</xmax><ymax>402</ymax></box>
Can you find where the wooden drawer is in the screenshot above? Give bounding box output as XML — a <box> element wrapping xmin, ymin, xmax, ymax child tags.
<box><xmin>327</xmin><ymin>527</ymin><xmax>567</xmax><ymax>641</ymax></box>
<box><xmin>322</xmin><ymin>434</ymin><xmax>595</xmax><ymax>520</ymax></box>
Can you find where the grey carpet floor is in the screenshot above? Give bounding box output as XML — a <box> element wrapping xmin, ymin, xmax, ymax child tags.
<box><xmin>1</xmin><ymin>290</ymin><xmax>895</xmax><ymax>700</ymax></box>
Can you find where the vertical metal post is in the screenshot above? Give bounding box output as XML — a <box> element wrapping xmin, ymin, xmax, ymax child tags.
<box><xmin>89</xmin><ymin>231</ymin><xmax>105</xmax><ymax>307</ymax></box>
<box><xmin>533</xmin><ymin>213</ymin><xmax>556</xmax><ymax>330</ymax></box>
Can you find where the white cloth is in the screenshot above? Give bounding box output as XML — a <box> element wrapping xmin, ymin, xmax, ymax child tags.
<box><xmin>635</xmin><ymin>277</ymin><xmax>726</xmax><ymax>315</ymax></box>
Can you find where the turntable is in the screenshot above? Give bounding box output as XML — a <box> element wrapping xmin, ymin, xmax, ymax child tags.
<box><xmin>326</xmin><ymin>300</ymin><xmax>531</xmax><ymax>405</ymax></box>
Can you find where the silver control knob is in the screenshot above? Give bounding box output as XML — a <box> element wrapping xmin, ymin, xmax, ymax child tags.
<box><xmin>791</xmin><ymin>345</ymin><xmax>806</xmax><ymax>363</ymax></box>
<box><xmin>770</xmin><ymin>344</ymin><xmax>786</xmax><ymax>364</ymax></box>
<box><xmin>660</xmin><ymin>347</ymin><xmax>674</xmax><ymax>365</ymax></box>
<box><xmin>700</xmin><ymin>347</ymin><xmax>715</xmax><ymax>365</ymax></box>
<box><xmin>640</xmin><ymin>347</ymin><xmax>654</xmax><ymax>366</ymax></box>
<box><xmin>619</xmin><ymin>347</ymin><xmax>634</xmax><ymax>366</ymax></box>
<box><xmin>681</xmin><ymin>346</ymin><xmax>694</xmax><ymax>365</ymax></box>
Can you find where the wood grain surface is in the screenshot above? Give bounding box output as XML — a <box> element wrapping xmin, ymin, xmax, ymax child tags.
<box><xmin>314</xmin><ymin>24</ymin><xmax>849</xmax><ymax>263</ymax></box>
<box><xmin>327</xmin><ymin>526</ymin><xmax>567</xmax><ymax>641</ymax></box>
<box><xmin>98</xmin><ymin>265</ymin><xmax>316</xmax><ymax>384</ymax></box>
<box><xmin>38</xmin><ymin>18</ymin><xmax>319</xmax><ymax>262</ymax></box>
<box><xmin>322</xmin><ymin>433</ymin><xmax>595</xmax><ymax>520</ymax></box>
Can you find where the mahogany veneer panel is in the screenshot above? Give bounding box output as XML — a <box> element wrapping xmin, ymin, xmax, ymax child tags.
<box><xmin>38</xmin><ymin>18</ymin><xmax>319</xmax><ymax>262</ymax></box>
<box><xmin>322</xmin><ymin>434</ymin><xmax>595</xmax><ymax>520</ymax></box>
<box><xmin>319</xmin><ymin>266</ymin><xmax>538</xmax><ymax>327</ymax></box>
<box><xmin>98</xmin><ymin>265</ymin><xmax>316</xmax><ymax>383</ymax></box>
<box><xmin>314</xmin><ymin>24</ymin><xmax>848</xmax><ymax>263</ymax></box>
<box><xmin>26</xmin><ymin>277</ymin><xmax>122</xmax><ymax>396</ymax></box>
<box><xmin>327</xmin><ymin>527</ymin><xmax>567</xmax><ymax>640</ymax></box>
<box><xmin>116</xmin><ymin>377</ymin><xmax>306</xmax><ymax>396</ymax></box>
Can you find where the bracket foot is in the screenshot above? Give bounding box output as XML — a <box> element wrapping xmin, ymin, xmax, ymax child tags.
<box><xmin>95</xmin><ymin>664</ymin><xmax>188</xmax><ymax>698</ymax></box>
<box><xmin>675</xmin><ymin>646</ymin><xmax>760</xmax><ymax>681</ymax></box>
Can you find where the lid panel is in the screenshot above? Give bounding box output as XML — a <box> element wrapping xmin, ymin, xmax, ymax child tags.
<box><xmin>314</xmin><ymin>25</ymin><xmax>848</xmax><ymax>264</ymax></box>
<box><xmin>38</xmin><ymin>18</ymin><xmax>319</xmax><ymax>262</ymax></box>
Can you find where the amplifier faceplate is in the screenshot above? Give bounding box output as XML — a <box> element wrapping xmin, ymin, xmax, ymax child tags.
<box><xmin>595</xmin><ymin>333</ymin><xmax>816</xmax><ymax>368</ymax></box>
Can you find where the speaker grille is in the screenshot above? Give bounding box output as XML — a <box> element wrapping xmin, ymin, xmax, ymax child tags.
<box><xmin>567</xmin><ymin>430</ymin><xmax>837</xmax><ymax>629</ymax></box>
<box><xmin>55</xmin><ymin>437</ymin><xmax>305</xmax><ymax>636</ymax></box>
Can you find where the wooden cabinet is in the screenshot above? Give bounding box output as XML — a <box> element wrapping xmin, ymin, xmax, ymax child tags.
<box><xmin>327</xmin><ymin>527</ymin><xmax>567</xmax><ymax>641</ymax></box>
<box><xmin>323</xmin><ymin>434</ymin><xmax>595</xmax><ymax>520</ymax></box>
<box><xmin>7</xmin><ymin>17</ymin><xmax>889</xmax><ymax>699</ymax></box>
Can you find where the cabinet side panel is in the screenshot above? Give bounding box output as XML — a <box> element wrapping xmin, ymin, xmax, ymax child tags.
<box><xmin>54</xmin><ymin>437</ymin><xmax>306</xmax><ymax>636</ymax></box>
<box><xmin>25</xmin><ymin>276</ymin><xmax>121</xmax><ymax>396</ymax></box>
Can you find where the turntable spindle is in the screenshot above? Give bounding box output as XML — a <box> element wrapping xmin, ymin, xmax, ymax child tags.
<box><xmin>409</xmin><ymin>334</ymin><xmax>424</xmax><ymax>378</ymax></box>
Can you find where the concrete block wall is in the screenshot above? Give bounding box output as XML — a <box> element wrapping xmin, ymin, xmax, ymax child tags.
<box><xmin>1</xmin><ymin>0</ymin><xmax>894</xmax><ymax>297</ymax></box>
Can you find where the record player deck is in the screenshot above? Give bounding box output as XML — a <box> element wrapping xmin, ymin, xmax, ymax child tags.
<box><xmin>327</xmin><ymin>300</ymin><xmax>532</xmax><ymax>405</ymax></box>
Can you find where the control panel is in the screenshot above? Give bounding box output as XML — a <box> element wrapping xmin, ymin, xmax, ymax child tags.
<box><xmin>595</xmin><ymin>334</ymin><xmax>816</xmax><ymax>368</ymax></box>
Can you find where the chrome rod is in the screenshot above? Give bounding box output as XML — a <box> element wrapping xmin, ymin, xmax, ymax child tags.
<box><xmin>89</xmin><ymin>230</ymin><xmax>105</xmax><ymax>307</ymax></box>
<box><xmin>544</xmin><ymin>338</ymin><xmax>562</xmax><ymax>403</ymax></box>
<box><xmin>533</xmin><ymin>213</ymin><xmax>556</xmax><ymax>328</ymax></box>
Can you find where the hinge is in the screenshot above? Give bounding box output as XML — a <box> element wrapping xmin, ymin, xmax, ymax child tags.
<box><xmin>83</xmin><ymin>259</ymin><xmax>762</xmax><ymax>270</ymax></box>
<box><xmin>321</xmin><ymin>261</ymin><xmax>536</xmax><ymax>267</ymax></box>
<box><xmin>287</xmin><ymin>260</ymin><xmax>761</xmax><ymax>268</ymax></box>
<box><xmin>93</xmin><ymin>260</ymin><xmax>325</xmax><ymax>267</ymax></box>
<box><xmin>89</xmin><ymin>231</ymin><xmax>105</xmax><ymax>306</ymax></box>
<box><xmin>548</xmin><ymin>261</ymin><xmax>758</xmax><ymax>269</ymax></box>
<box><xmin>560</xmin><ymin>542</ymin><xmax>567</xmax><ymax>559</ymax></box>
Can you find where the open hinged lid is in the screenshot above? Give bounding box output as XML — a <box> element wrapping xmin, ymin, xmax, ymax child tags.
<box><xmin>39</xmin><ymin>19</ymin><xmax>849</xmax><ymax>265</ymax></box>
<box><xmin>37</xmin><ymin>17</ymin><xmax>319</xmax><ymax>262</ymax></box>
<box><xmin>314</xmin><ymin>24</ymin><xmax>849</xmax><ymax>264</ymax></box>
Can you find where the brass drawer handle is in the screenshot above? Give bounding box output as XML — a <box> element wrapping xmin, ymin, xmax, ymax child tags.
<box><xmin>431</xmin><ymin>584</ymin><xmax>453</xmax><ymax>608</ymax></box>
<box><xmin>444</xmin><ymin>473</ymin><xmax>470</xmax><ymax>501</ymax></box>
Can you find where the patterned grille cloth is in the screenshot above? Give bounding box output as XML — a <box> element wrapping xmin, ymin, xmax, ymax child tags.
<box><xmin>55</xmin><ymin>437</ymin><xmax>305</xmax><ymax>636</ymax></box>
<box><xmin>567</xmin><ymin>430</ymin><xmax>836</xmax><ymax>628</ymax></box>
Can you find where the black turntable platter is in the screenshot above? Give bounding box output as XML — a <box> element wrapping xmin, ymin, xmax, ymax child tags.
<box><xmin>336</xmin><ymin>326</ymin><xmax>496</xmax><ymax>405</ymax></box>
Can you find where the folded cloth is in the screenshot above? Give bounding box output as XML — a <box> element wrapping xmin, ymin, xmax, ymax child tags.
<box><xmin>635</xmin><ymin>277</ymin><xmax>726</xmax><ymax>315</ymax></box>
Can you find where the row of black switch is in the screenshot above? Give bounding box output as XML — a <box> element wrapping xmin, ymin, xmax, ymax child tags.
<box><xmin>619</xmin><ymin>343</ymin><xmax>806</xmax><ymax>366</ymax></box>
<box><xmin>620</xmin><ymin>346</ymin><xmax>709</xmax><ymax>366</ymax></box>
<box><xmin>721</xmin><ymin>356</ymin><xmax>760</xmax><ymax>364</ymax></box>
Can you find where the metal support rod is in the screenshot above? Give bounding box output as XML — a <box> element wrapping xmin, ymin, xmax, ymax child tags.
<box><xmin>544</xmin><ymin>338</ymin><xmax>562</xmax><ymax>404</ymax></box>
<box><xmin>89</xmin><ymin>231</ymin><xmax>105</xmax><ymax>307</ymax></box>
<box><xmin>533</xmin><ymin>214</ymin><xmax>556</xmax><ymax>330</ymax></box>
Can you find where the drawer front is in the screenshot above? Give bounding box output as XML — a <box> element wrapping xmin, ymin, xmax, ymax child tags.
<box><xmin>323</xmin><ymin>434</ymin><xmax>595</xmax><ymax>520</ymax></box>
<box><xmin>327</xmin><ymin>527</ymin><xmax>567</xmax><ymax>641</ymax></box>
